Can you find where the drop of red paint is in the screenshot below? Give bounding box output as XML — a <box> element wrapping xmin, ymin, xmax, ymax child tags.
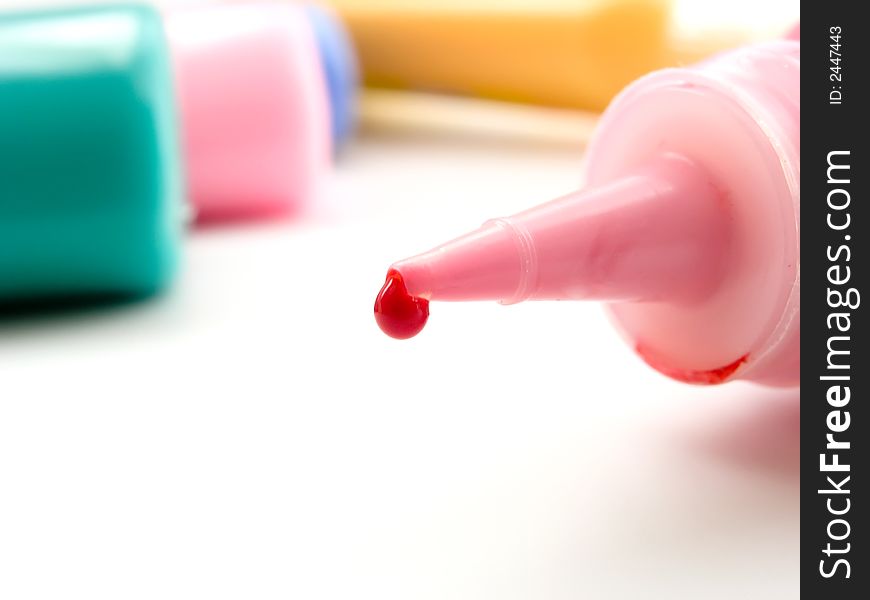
<box><xmin>374</xmin><ymin>269</ymin><xmax>429</xmax><ymax>339</ymax></box>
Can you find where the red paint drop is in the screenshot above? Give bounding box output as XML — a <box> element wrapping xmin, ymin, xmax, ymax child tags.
<box><xmin>374</xmin><ymin>269</ymin><xmax>429</xmax><ymax>339</ymax></box>
<box><xmin>636</xmin><ymin>343</ymin><xmax>748</xmax><ymax>385</ymax></box>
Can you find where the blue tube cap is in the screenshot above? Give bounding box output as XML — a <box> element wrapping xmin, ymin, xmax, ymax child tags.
<box><xmin>303</xmin><ymin>3</ymin><xmax>358</xmax><ymax>148</ymax></box>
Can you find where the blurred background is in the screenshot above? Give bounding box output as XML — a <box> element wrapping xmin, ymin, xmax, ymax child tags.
<box><xmin>2</xmin><ymin>1</ymin><xmax>799</xmax><ymax>599</ymax></box>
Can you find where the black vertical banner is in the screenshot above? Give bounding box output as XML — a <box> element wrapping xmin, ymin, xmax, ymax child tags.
<box><xmin>802</xmin><ymin>2</ymin><xmax>868</xmax><ymax>597</ymax></box>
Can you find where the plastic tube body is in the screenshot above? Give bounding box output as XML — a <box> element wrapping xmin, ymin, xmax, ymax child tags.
<box><xmin>392</xmin><ymin>40</ymin><xmax>800</xmax><ymax>386</ymax></box>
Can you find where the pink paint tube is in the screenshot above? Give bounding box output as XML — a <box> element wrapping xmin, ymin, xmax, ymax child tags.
<box><xmin>166</xmin><ymin>2</ymin><xmax>330</xmax><ymax>223</ymax></box>
<box><xmin>376</xmin><ymin>37</ymin><xmax>800</xmax><ymax>387</ymax></box>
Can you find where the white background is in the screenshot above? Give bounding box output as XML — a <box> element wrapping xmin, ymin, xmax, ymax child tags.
<box><xmin>2</xmin><ymin>2</ymin><xmax>799</xmax><ymax>599</ymax></box>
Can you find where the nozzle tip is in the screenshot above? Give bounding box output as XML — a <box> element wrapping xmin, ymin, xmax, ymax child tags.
<box><xmin>374</xmin><ymin>269</ymin><xmax>430</xmax><ymax>340</ymax></box>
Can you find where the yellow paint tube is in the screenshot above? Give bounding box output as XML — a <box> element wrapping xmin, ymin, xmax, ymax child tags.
<box><xmin>327</xmin><ymin>0</ymin><xmax>739</xmax><ymax>112</ymax></box>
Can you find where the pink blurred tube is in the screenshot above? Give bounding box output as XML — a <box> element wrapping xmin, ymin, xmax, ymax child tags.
<box><xmin>392</xmin><ymin>38</ymin><xmax>800</xmax><ymax>386</ymax></box>
<box><xmin>166</xmin><ymin>2</ymin><xmax>330</xmax><ymax>223</ymax></box>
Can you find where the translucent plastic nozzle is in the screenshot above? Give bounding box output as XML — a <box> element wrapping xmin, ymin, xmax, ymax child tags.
<box><xmin>391</xmin><ymin>155</ymin><xmax>727</xmax><ymax>307</ymax></box>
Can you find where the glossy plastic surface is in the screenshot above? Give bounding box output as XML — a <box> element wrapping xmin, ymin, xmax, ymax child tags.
<box><xmin>166</xmin><ymin>2</ymin><xmax>330</xmax><ymax>223</ymax></box>
<box><xmin>0</xmin><ymin>4</ymin><xmax>183</xmax><ymax>303</ymax></box>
